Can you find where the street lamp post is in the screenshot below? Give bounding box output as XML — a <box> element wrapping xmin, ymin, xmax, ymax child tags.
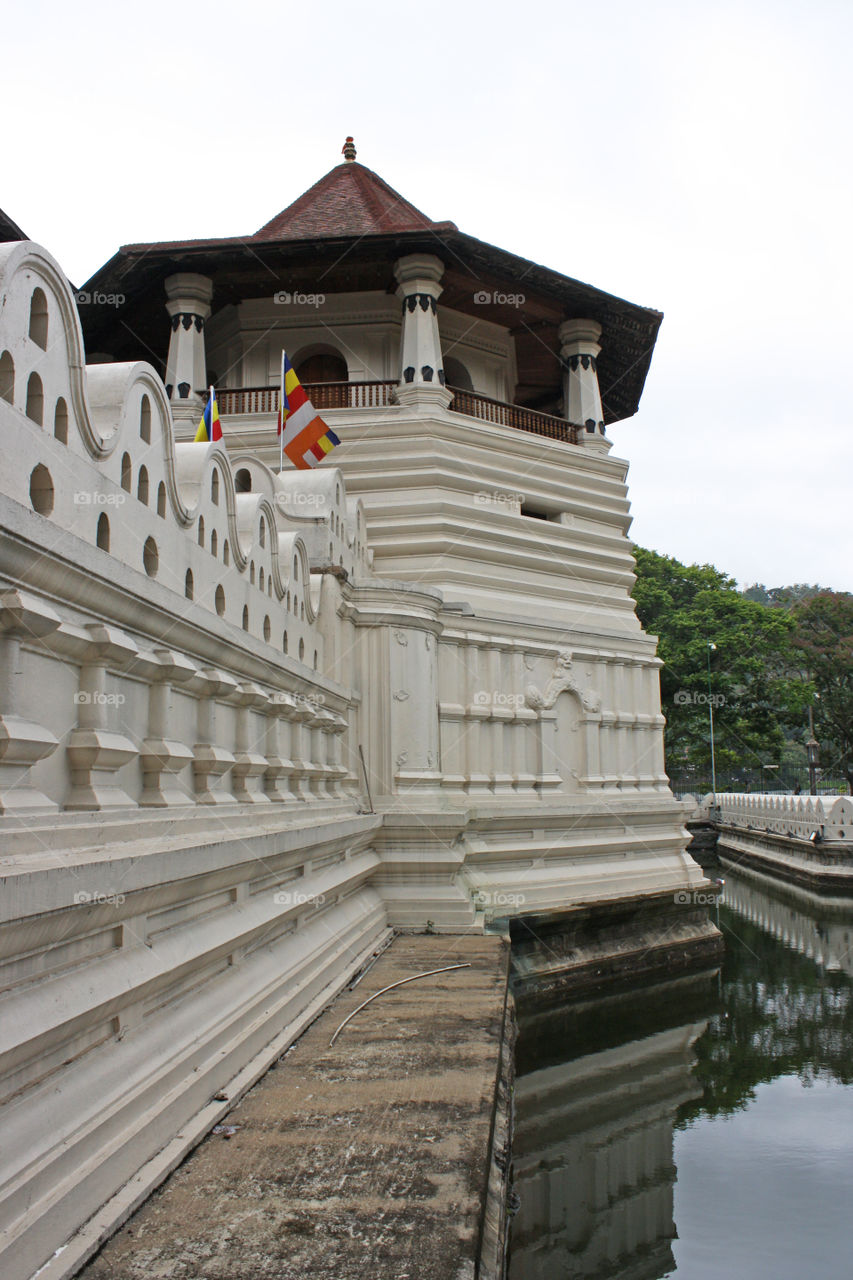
<box><xmin>707</xmin><ymin>642</ymin><xmax>717</xmax><ymax>802</ymax></box>
<box><xmin>807</xmin><ymin>702</ymin><xmax>820</xmax><ymax>796</ymax></box>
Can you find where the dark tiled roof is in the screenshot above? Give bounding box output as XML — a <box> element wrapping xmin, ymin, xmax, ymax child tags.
<box><xmin>0</xmin><ymin>207</ymin><xmax>28</xmax><ymax>242</ymax></box>
<box><xmin>253</xmin><ymin>161</ymin><xmax>456</xmax><ymax>241</ymax></box>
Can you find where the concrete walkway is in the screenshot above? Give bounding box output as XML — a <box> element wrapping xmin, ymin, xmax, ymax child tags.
<box><xmin>77</xmin><ymin>934</ymin><xmax>510</xmax><ymax>1280</ymax></box>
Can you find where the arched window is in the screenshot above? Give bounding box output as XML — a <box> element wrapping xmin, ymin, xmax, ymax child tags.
<box><xmin>250</xmin><ymin>560</ymin><xmax>255</xmax><ymax>585</ymax></box>
<box><xmin>443</xmin><ymin>356</ymin><xmax>474</xmax><ymax>392</ymax></box>
<box><xmin>235</xmin><ymin>468</ymin><xmax>251</xmax><ymax>493</ymax></box>
<box><xmin>211</xmin><ymin>469</ymin><xmax>220</xmax><ymax>505</ymax></box>
<box><xmin>215</xmin><ymin>584</ymin><xmax>225</xmax><ymax>615</ymax></box>
<box><xmin>242</xmin><ymin>605</ymin><xmax>249</xmax><ymax>631</ymax></box>
<box><xmin>223</xmin><ymin>538</ymin><xmax>230</xmax><ymax>566</ymax></box>
<box><xmin>29</xmin><ymin>288</ymin><xmax>48</xmax><ymax>349</ymax></box>
<box><xmin>140</xmin><ymin>394</ymin><xmax>151</xmax><ymax>443</ymax></box>
<box><xmin>120</xmin><ymin>452</ymin><xmax>132</xmax><ymax>492</ymax></box>
<box><xmin>26</xmin><ymin>372</ymin><xmax>44</xmax><ymax>425</ymax></box>
<box><xmin>157</xmin><ymin>481</ymin><xmax>166</xmax><ymax>517</ymax></box>
<box><xmin>143</xmin><ymin>536</ymin><xmax>158</xmax><ymax>577</ymax></box>
<box><xmin>299</xmin><ymin>638</ymin><xmax>305</xmax><ymax>661</ymax></box>
<box><xmin>137</xmin><ymin>465</ymin><xmax>149</xmax><ymax>505</ymax></box>
<box><xmin>185</xmin><ymin>569</ymin><xmax>194</xmax><ymax>599</ymax></box>
<box><xmin>293</xmin><ymin>347</ymin><xmax>348</xmax><ymax>383</ymax></box>
<box><xmin>293</xmin><ymin>556</ymin><xmax>299</xmax><ymax>582</ymax></box>
<box><xmin>259</xmin><ymin>567</ymin><xmax>265</xmax><ymax>592</ymax></box>
<box><xmin>210</xmin><ymin>529</ymin><xmax>218</xmax><ymax>558</ymax></box>
<box><xmin>54</xmin><ymin>397</ymin><xmax>68</xmax><ymax>443</ymax></box>
<box><xmin>263</xmin><ymin>615</ymin><xmax>271</xmax><ymax>642</ymax></box>
<box><xmin>313</xmin><ymin>649</ymin><xmax>318</xmax><ymax>670</ymax></box>
<box><xmin>0</xmin><ymin>351</ymin><xmax>13</xmax><ymax>404</ymax></box>
<box><xmin>259</xmin><ymin>516</ymin><xmax>266</xmax><ymax>548</ymax></box>
<box><xmin>283</xmin><ymin>631</ymin><xmax>288</xmax><ymax>654</ymax></box>
<box><xmin>29</xmin><ymin>464</ymin><xmax>54</xmax><ymax>515</ymax></box>
<box><xmin>198</xmin><ymin>515</ymin><xmax>205</xmax><ymax>548</ymax></box>
<box><xmin>97</xmin><ymin>512</ymin><xmax>110</xmax><ymax>551</ymax></box>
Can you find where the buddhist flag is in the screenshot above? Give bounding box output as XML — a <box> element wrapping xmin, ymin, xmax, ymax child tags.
<box><xmin>278</xmin><ymin>352</ymin><xmax>340</xmax><ymax>471</ymax></box>
<box><xmin>195</xmin><ymin>387</ymin><xmax>222</xmax><ymax>443</ymax></box>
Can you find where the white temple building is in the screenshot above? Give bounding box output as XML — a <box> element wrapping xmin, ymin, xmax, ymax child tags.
<box><xmin>0</xmin><ymin>144</ymin><xmax>717</xmax><ymax>1280</ymax></box>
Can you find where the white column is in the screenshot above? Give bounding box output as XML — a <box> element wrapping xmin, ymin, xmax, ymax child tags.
<box><xmin>394</xmin><ymin>254</ymin><xmax>452</xmax><ymax>410</ymax></box>
<box><xmin>559</xmin><ymin>318</ymin><xmax>610</xmax><ymax>452</ymax></box>
<box><xmin>164</xmin><ymin>273</ymin><xmax>213</xmax><ymax>428</ymax></box>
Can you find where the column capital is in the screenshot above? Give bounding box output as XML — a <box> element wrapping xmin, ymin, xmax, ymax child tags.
<box><xmin>393</xmin><ymin>253</ymin><xmax>445</xmax><ymax>295</ymax></box>
<box><xmin>558</xmin><ymin>318</ymin><xmax>602</xmax><ymax>357</ymax></box>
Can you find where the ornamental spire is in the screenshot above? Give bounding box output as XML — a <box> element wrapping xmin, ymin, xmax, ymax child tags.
<box><xmin>341</xmin><ymin>136</ymin><xmax>356</xmax><ymax>162</ymax></box>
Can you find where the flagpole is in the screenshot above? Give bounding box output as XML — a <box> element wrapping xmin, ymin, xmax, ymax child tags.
<box><xmin>279</xmin><ymin>351</ymin><xmax>285</xmax><ymax>474</ymax></box>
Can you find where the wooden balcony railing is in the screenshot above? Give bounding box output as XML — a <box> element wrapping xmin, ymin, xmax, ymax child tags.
<box><xmin>447</xmin><ymin>387</ymin><xmax>580</xmax><ymax>444</ymax></box>
<box><xmin>214</xmin><ymin>382</ymin><xmax>580</xmax><ymax>446</ymax></box>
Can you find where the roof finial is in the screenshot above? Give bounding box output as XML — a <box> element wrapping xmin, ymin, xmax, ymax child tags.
<box><xmin>342</xmin><ymin>136</ymin><xmax>356</xmax><ymax>163</ymax></box>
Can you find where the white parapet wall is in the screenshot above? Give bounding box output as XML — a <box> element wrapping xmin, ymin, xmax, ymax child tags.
<box><xmin>704</xmin><ymin>792</ymin><xmax>853</xmax><ymax>844</ymax></box>
<box><xmin>0</xmin><ymin>240</ymin><xmax>708</xmax><ymax>1280</ymax></box>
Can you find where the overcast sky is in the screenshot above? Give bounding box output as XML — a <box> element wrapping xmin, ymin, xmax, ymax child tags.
<box><xmin>6</xmin><ymin>0</ymin><xmax>851</xmax><ymax>590</ymax></box>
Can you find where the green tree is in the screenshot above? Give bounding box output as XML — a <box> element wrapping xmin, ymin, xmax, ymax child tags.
<box><xmin>791</xmin><ymin>592</ymin><xmax>853</xmax><ymax>792</ymax></box>
<box><xmin>631</xmin><ymin>547</ymin><xmax>807</xmax><ymax>775</ymax></box>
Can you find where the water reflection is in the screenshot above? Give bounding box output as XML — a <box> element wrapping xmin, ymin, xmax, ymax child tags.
<box><xmin>510</xmin><ymin>867</ymin><xmax>853</xmax><ymax>1280</ymax></box>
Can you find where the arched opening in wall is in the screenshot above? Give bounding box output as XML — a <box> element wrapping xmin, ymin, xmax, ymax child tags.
<box><xmin>259</xmin><ymin>517</ymin><xmax>266</xmax><ymax>548</ymax></box>
<box><xmin>0</xmin><ymin>351</ymin><xmax>14</xmax><ymax>404</ymax></box>
<box><xmin>293</xmin><ymin>346</ymin><xmax>348</xmax><ymax>384</ymax></box>
<box><xmin>120</xmin><ymin>452</ymin><xmax>132</xmax><ymax>492</ymax></box>
<box><xmin>54</xmin><ymin>397</ymin><xmax>68</xmax><ymax>443</ymax></box>
<box><xmin>97</xmin><ymin>512</ymin><xmax>110</xmax><ymax>551</ymax></box>
<box><xmin>283</xmin><ymin>631</ymin><xmax>288</xmax><ymax>654</ymax></box>
<box><xmin>198</xmin><ymin>515</ymin><xmax>205</xmax><ymax>548</ymax></box>
<box><xmin>292</xmin><ymin>594</ymin><xmax>297</xmax><ymax>614</ymax></box>
<box><xmin>140</xmin><ymin>394</ymin><xmax>151</xmax><ymax>443</ymax></box>
<box><xmin>329</xmin><ymin>541</ymin><xmax>333</xmax><ymax>559</ymax></box>
<box><xmin>268</xmin><ymin>578</ymin><xmax>272</xmax><ymax>596</ymax></box>
<box><xmin>293</xmin><ymin>556</ymin><xmax>299</xmax><ymax>582</ymax></box>
<box><xmin>235</xmin><ymin>468</ymin><xmax>252</xmax><ymax>493</ymax></box>
<box><xmin>263</xmin><ymin>615</ymin><xmax>271</xmax><ymax>642</ymax></box>
<box><xmin>26</xmin><ymin>373</ymin><xmax>44</xmax><ymax>425</ymax></box>
<box><xmin>242</xmin><ymin>605</ymin><xmax>249</xmax><ymax>631</ymax></box>
<box><xmin>443</xmin><ymin>356</ymin><xmax>474</xmax><ymax>392</ymax></box>
<box><xmin>259</xmin><ymin>567</ymin><xmax>265</xmax><ymax>592</ymax></box>
<box><xmin>313</xmin><ymin>649</ymin><xmax>318</xmax><ymax>670</ymax></box>
<box><xmin>250</xmin><ymin>561</ymin><xmax>255</xmax><ymax>585</ymax></box>
<box><xmin>29</xmin><ymin>288</ymin><xmax>48</xmax><ymax>350</ymax></box>
<box><xmin>137</xmin><ymin>465</ymin><xmax>149</xmax><ymax>505</ymax></box>
<box><xmin>215</xmin><ymin>584</ymin><xmax>225</xmax><ymax>616</ymax></box>
<box><xmin>210</xmin><ymin>529</ymin><xmax>218</xmax><ymax>558</ymax></box>
<box><xmin>29</xmin><ymin>464</ymin><xmax>54</xmax><ymax>515</ymax></box>
<box><xmin>298</xmin><ymin>638</ymin><xmax>305</xmax><ymax>661</ymax></box>
<box><xmin>300</xmin><ymin>602</ymin><xmax>305</xmax><ymax>620</ymax></box>
<box><xmin>143</xmin><ymin>536</ymin><xmax>158</xmax><ymax>577</ymax></box>
<box><xmin>223</xmin><ymin>538</ymin><xmax>230</xmax><ymax>566</ymax></box>
<box><xmin>157</xmin><ymin>482</ymin><xmax>166</xmax><ymax>517</ymax></box>
<box><xmin>185</xmin><ymin>569</ymin><xmax>194</xmax><ymax>600</ymax></box>
<box><xmin>211</xmin><ymin>469</ymin><xmax>220</xmax><ymax>505</ymax></box>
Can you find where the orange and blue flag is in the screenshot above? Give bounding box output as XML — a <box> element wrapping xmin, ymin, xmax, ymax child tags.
<box><xmin>278</xmin><ymin>353</ymin><xmax>340</xmax><ymax>470</ymax></box>
<box><xmin>195</xmin><ymin>387</ymin><xmax>223</xmax><ymax>443</ymax></box>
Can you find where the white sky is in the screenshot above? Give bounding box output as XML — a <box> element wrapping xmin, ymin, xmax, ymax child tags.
<box><xmin>5</xmin><ymin>0</ymin><xmax>852</xmax><ymax>590</ymax></box>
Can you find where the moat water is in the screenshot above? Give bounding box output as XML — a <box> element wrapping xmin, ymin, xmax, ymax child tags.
<box><xmin>509</xmin><ymin>866</ymin><xmax>853</xmax><ymax>1279</ymax></box>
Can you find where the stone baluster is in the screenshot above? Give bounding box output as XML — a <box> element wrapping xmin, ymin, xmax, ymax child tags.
<box><xmin>191</xmin><ymin>668</ymin><xmax>238</xmax><ymax>804</ymax></box>
<box><xmin>265</xmin><ymin>692</ymin><xmax>297</xmax><ymax>802</ymax></box>
<box><xmin>139</xmin><ymin>648</ymin><xmax>197</xmax><ymax>807</ymax></box>
<box><xmin>232</xmin><ymin>683</ymin><xmax>272</xmax><ymax>803</ymax></box>
<box><xmin>66</xmin><ymin>624</ymin><xmax>140</xmax><ymax>810</ymax></box>
<box><xmin>0</xmin><ymin>590</ymin><xmax>61</xmax><ymax>814</ymax></box>
<box><xmin>289</xmin><ymin>696</ymin><xmax>315</xmax><ymax>799</ymax></box>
